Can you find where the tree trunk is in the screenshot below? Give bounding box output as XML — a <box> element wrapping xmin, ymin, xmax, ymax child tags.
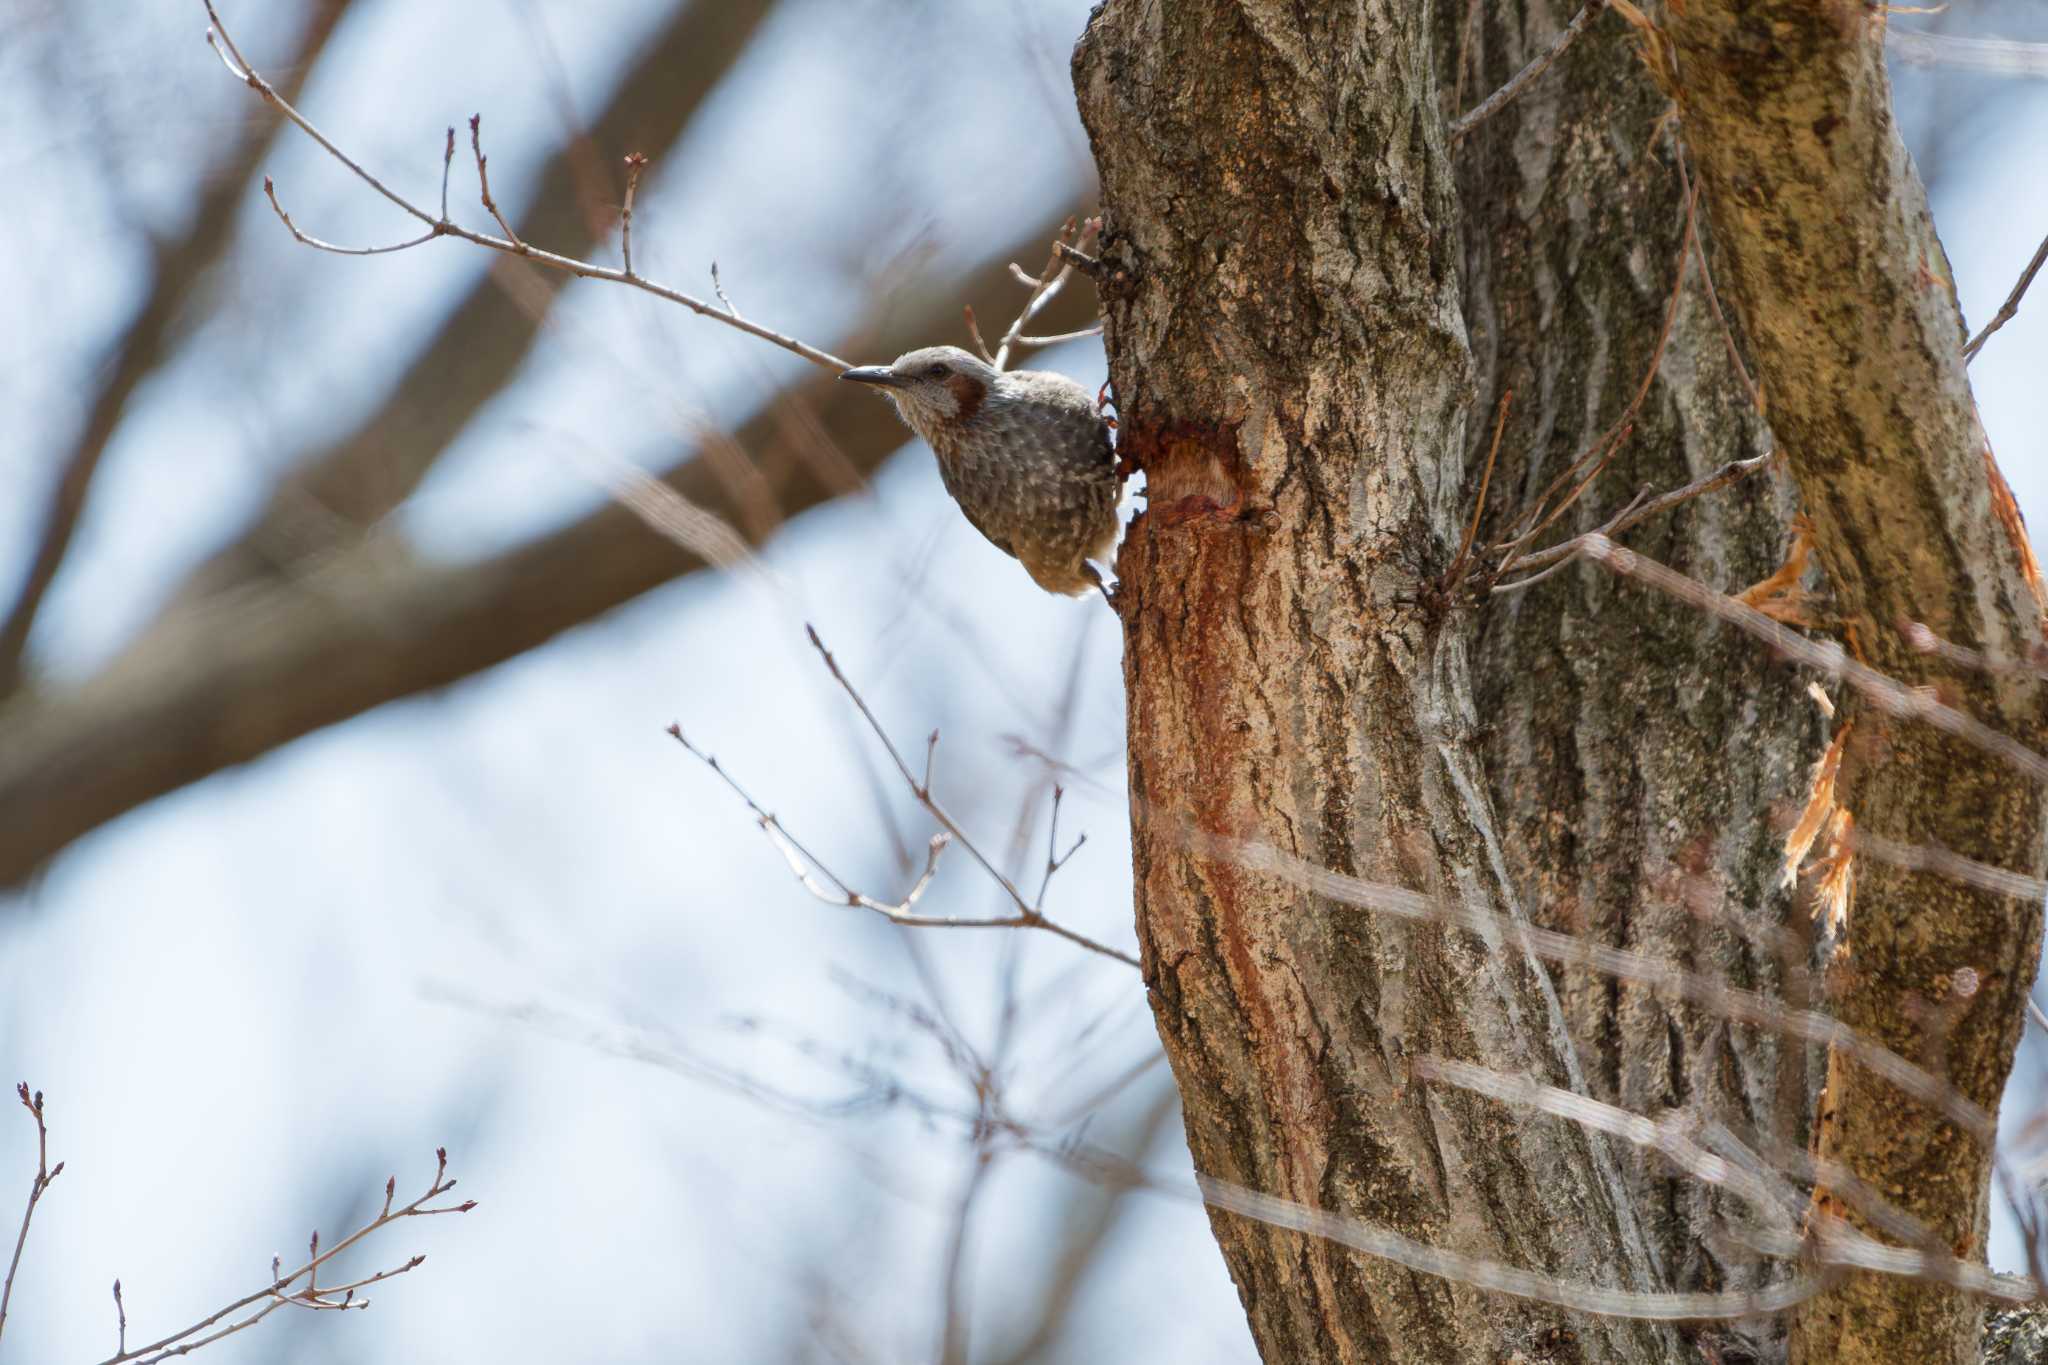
<box><xmin>1452</xmin><ymin>3</ymin><xmax>1817</xmax><ymax>1359</ymax></box>
<box><xmin>1077</xmin><ymin>4</ymin><xmax>1679</xmax><ymax>1360</ymax></box>
<box><xmin>1666</xmin><ymin>3</ymin><xmax>2048</xmax><ymax>1360</ymax></box>
<box><xmin>1078</xmin><ymin>0</ymin><xmax>2047</xmax><ymax>1362</ymax></box>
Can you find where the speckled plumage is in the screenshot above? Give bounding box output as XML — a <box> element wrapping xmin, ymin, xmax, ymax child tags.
<box><xmin>840</xmin><ymin>346</ymin><xmax>1120</xmax><ymax>596</ymax></box>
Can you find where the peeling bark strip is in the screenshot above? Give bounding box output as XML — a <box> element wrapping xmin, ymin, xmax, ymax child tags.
<box><xmin>1076</xmin><ymin>4</ymin><xmax>1679</xmax><ymax>1360</ymax></box>
<box><xmin>1665</xmin><ymin>3</ymin><xmax>2048</xmax><ymax>1362</ymax></box>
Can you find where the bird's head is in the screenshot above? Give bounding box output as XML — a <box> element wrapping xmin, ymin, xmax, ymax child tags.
<box><xmin>839</xmin><ymin>345</ymin><xmax>997</xmax><ymax>428</ymax></box>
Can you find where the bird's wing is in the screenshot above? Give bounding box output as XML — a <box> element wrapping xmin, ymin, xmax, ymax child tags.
<box><xmin>954</xmin><ymin>499</ymin><xmax>1017</xmax><ymax>560</ymax></box>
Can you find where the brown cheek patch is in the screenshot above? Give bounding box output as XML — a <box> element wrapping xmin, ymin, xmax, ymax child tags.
<box><xmin>944</xmin><ymin>372</ymin><xmax>986</xmax><ymax>423</ymax></box>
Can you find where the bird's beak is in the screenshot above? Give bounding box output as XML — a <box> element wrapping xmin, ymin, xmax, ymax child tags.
<box><xmin>839</xmin><ymin>366</ymin><xmax>906</xmax><ymax>388</ymax></box>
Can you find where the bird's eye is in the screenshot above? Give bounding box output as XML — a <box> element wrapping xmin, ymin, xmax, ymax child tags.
<box><xmin>928</xmin><ymin>364</ymin><xmax>948</xmax><ymax>378</ymax></box>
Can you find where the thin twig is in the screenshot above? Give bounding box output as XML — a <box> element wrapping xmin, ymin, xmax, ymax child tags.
<box><xmin>1043</xmin><ymin>1135</ymin><xmax>1825</xmax><ymax>1321</ymax></box>
<box><xmin>668</xmin><ymin>725</ymin><xmax>954</xmax><ymax>921</ymax></box>
<box><xmin>1451</xmin><ymin>0</ymin><xmax>1483</xmax><ymax>115</ymax></box>
<box><xmin>620</xmin><ymin>153</ymin><xmax>647</xmax><ymax>277</ymax></box>
<box><xmin>1016</xmin><ymin>323</ymin><xmax>1104</xmax><ymax>348</ymax></box>
<box><xmin>1497</xmin><ymin>177</ymin><xmax>1697</xmax><ymax>569</ymax></box>
<box><xmin>1033</xmin><ymin>786</ymin><xmax>1088</xmax><ymax>911</ymax></box>
<box><xmin>1904</xmin><ymin>618</ymin><xmax>2048</xmax><ymax>682</ymax></box>
<box><xmin>1443</xmin><ymin>388</ymin><xmax>1510</xmax><ymax>592</ymax></box>
<box><xmin>1964</xmin><ymin>227</ymin><xmax>2048</xmax><ymax>362</ymax></box>
<box><xmin>202</xmin><ymin>1</ymin><xmax>852</xmax><ymax>372</ymax></box>
<box><xmin>98</xmin><ymin>1151</ymin><xmax>474</xmax><ymax>1365</ymax></box>
<box><xmin>1418</xmin><ymin>1059</ymin><xmax>1799</xmax><ymax>1239</ymax></box>
<box><xmin>935</xmin><ymin>1153</ymin><xmax>992</xmax><ymax>1365</ymax></box>
<box><xmin>962</xmin><ymin>305</ymin><xmax>996</xmax><ymax>365</ymax></box>
<box><xmin>468</xmin><ymin>114</ymin><xmax>525</xmax><ymax>249</ymax></box>
<box><xmin>995</xmin><ymin>219</ymin><xmax>1097</xmax><ymax>371</ymax></box>
<box><xmin>802</xmin><ymin>626</ymin><xmax>1140</xmax><ymax>968</ymax></box>
<box><xmin>1451</xmin><ymin>0</ymin><xmax>1608</xmax><ymax>141</ymax></box>
<box><xmin>1489</xmin><ymin>450</ymin><xmax>1773</xmax><ymax>586</ymax></box>
<box><xmin>1490</xmin><ymin>486</ymin><xmax>1651</xmax><ymax>594</ymax></box>
<box><xmin>437</xmin><ymin>127</ymin><xmax>455</xmax><ymax>223</ymax></box>
<box><xmin>263</xmin><ymin>178</ymin><xmax>441</xmax><ymax>255</ymax></box>
<box><xmin>0</xmin><ymin>1085</ymin><xmax>63</xmax><ymax>1350</ymax></box>
<box><xmin>1850</xmin><ymin>828</ymin><xmax>2047</xmax><ymax>902</ymax></box>
<box><xmin>1197</xmin><ymin>1173</ymin><xmax>1824</xmax><ymax>1320</ymax></box>
<box><xmin>710</xmin><ymin>261</ymin><xmax>742</xmax><ymax>319</ymax></box>
<box><xmin>669</xmin><ymin>723</ymin><xmax>1126</xmax><ymax>963</ymax></box>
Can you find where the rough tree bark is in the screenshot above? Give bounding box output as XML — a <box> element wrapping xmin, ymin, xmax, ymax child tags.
<box><xmin>1453</xmin><ymin>4</ymin><xmax>1817</xmax><ymax>1360</ymax></box>
<box><xmin>1080</xmin><ymin>0</ymin><xmax>2045</xmax><ymax>1362</ymax></box>
<box><xmin>1077</xmin><ymin>3</ymin><xmax>1680</xmax><ymax>1361</ymax></box>
<box><xmin>1667</xmin><ymin>3</ymin><xmax>2048</xmax><ymax>1361</ymax></box>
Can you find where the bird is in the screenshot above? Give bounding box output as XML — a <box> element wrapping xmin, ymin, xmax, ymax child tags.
<box><xmin>840</xmin><ymin>346</ymin><xmax>1121</xmax><ymax>601</ymax></box>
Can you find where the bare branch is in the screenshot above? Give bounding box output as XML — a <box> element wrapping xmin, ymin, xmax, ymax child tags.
<box><xmin>467</xmin><ymin>114</ymin><xmax>525</xmax><ymax>248</ymax></box>
<box><xmin>1015</xmin><ymin>323</ymin><xmax>1104</xmax><ymax>348</ymax></box>
<box><xmin>962</xmin><ymin>305</ymin><xmax>996</xmax><ymax>365</ymax></box>
<box><xmin>1490</xmin><ymin>486</ymin><xmax>1652</xmax><ymax>594</ymax></box>
<box><xmin>802</xmin><ymin>626</ymin><xmax>1139</xmax><ymax>968</ymax></box>
<box><xmin>1904</xmin><ymin>617</ymin><xmax>2048</xmax><ymax>682</ymax></box>
<box><xmin>1441</xmin><ymin>388</ymin><xmax>1510</xmax><ymax>593</ymax></box>
<box><xmin>202</xmin><ymin>0</ymin><xmax>851</xmax><ymax>372</ymax></box>
<box><xmin>1886</xmin><ymin>27</ymin><xmax>2048</xmax><ymax>77</ymax></box>
<box><xmin>994</xmin><ymin>219</ymin><xmax>1099</xmax><ymax>371</ymax></box>
<box><xmin>99</xmin><ymin>1151</ymin><xmax>474</xmax><ymax>1365</ymax></box>
<box><xmin>1032</xmin><ymin>785</ymin><xmax>1088</xmax><ymax>911</ymax></box>
<box><xmin>1450</xmin><ymin>0</ymin><xmax>1608</xmax><ymax>142</ymax></box>
<box><xmin>619</xmin><ymin>153</ymin><xmax>647</xmax><ymax>276</ymax></box>
<box><xmin>671</xmin><ymin>643</ymin><xmax>1138</xmax><ymax>969</ymax></box>
<box><xmin>1962</xmin><ymin>228</ymin><xmax>2048</xmax><ymax>362</ymax></box>
<box><xmin>0</xmin><ymin>1085</ymin><xmax>64</xmax><ymax>1350</ymax></box>
<box><xmin>1489</xmin><ymin>451</ymin><xmax>1774</xmax><ymax>586</ymax></box>
<box><xmin>1417</xmin><ymin>1058</ymin><xmax>1800</xmax><ymax>1240</ymax></box>
<box><xmin>263</xmin><ymin>176</ymin><xmax>440</xmax><ymax>255</ymax></box>
<box><xmin>1851</xmin><ymin>828</ymin><xmax>2048</xmax><ymax>903</ymax></box>
<box><xmin>668</xmin><ymin>725</ymin><xmax>955</xmax><ymax>921</ymax></box>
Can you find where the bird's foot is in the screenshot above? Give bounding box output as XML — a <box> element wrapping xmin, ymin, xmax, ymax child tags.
<box><xmin>1082</xmin><ymin>561</ymin><xmax>1121</xmax><ymax>612</ymax></box>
